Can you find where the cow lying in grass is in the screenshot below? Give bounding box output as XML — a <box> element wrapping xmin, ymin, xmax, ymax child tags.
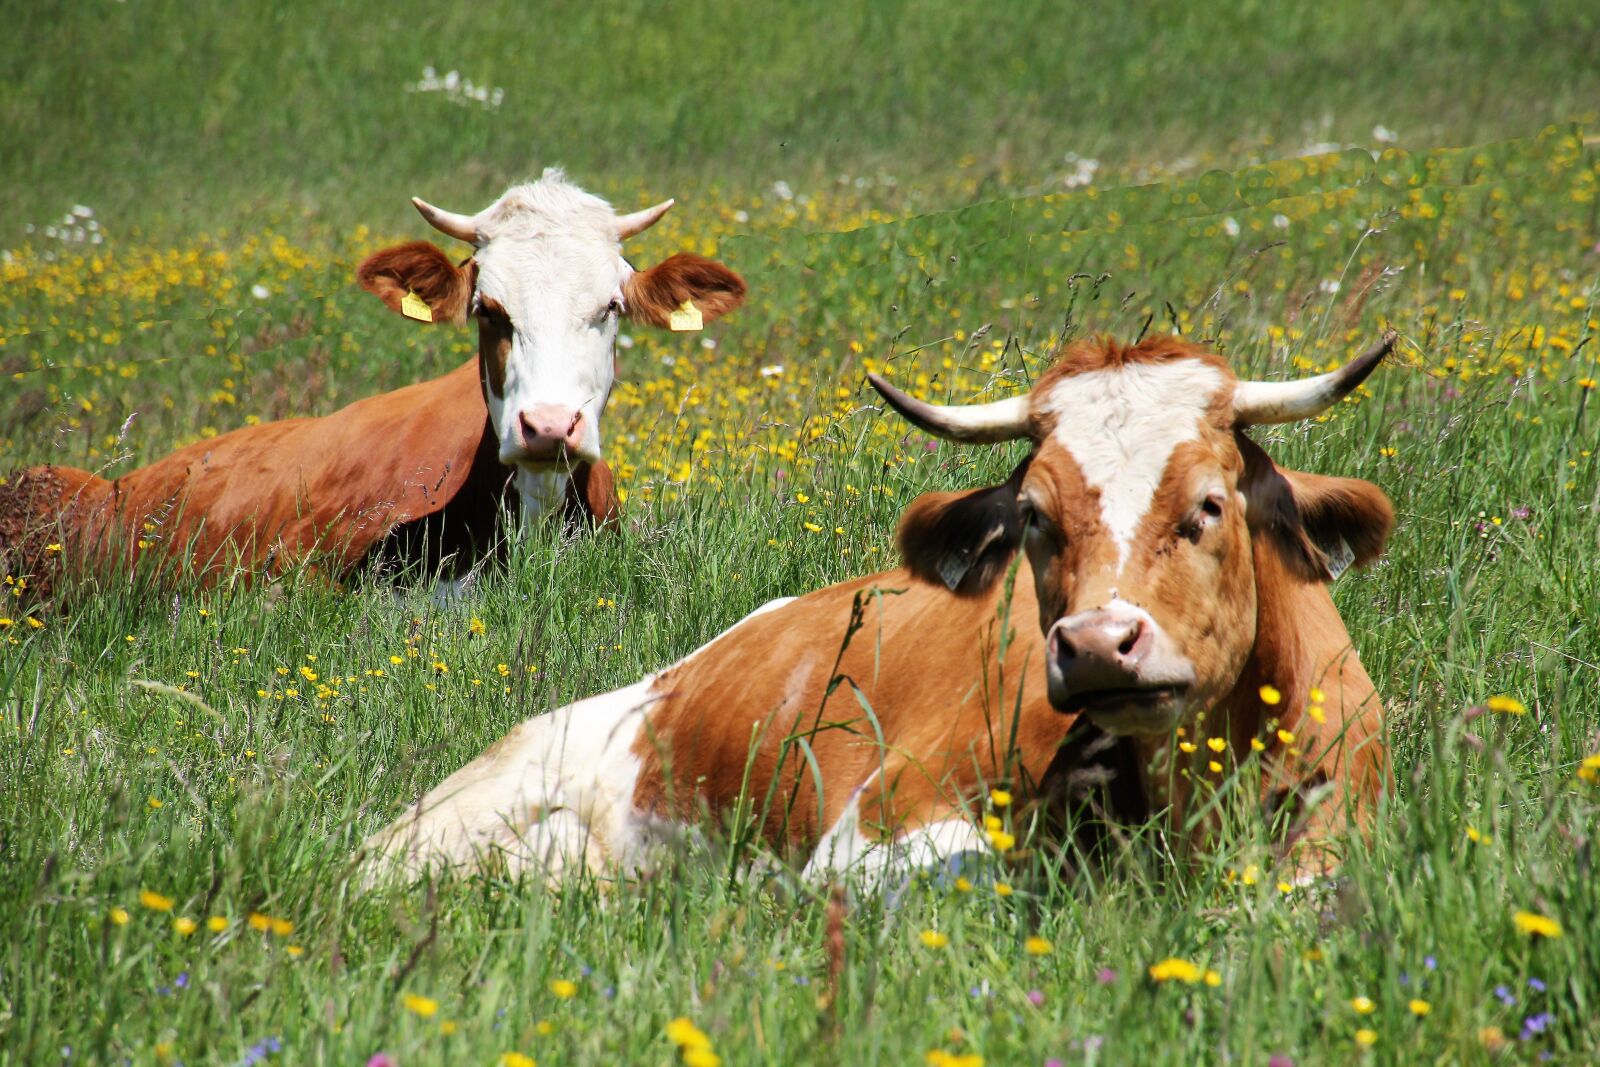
<box><xmin>360</xmin><ymin>332</ymin><xmax>1395</xmax><ymax>887</ymax></box>
<box><xmin>0</xmin><ymin>170</ymin><xmax>745</xmax><ymax>593</ymax></box>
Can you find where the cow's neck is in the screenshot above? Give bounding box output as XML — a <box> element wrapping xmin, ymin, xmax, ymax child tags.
<box><xmin>513</xmin><ymin>469</ymin><xmax>571</xmax><ymax>526</ymax></box>
<box><xmin>1132</xmin><ymin>537</ymin><xmax>1386</xmax><ymax>859</ymax></box>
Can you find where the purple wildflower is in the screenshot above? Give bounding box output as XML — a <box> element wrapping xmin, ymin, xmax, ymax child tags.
<box><xmin>1528</xmin><ymin>977</ymin><xmax>1546</xmax><ymax>992</ymax></box>
<box><xmin>366</xmin><ymin>1056</ymin><xmax>397</xmax><ymax>1067</ymax></box>
<box><xmin>1027</xmin><ymin>990</ymin><xmax>1046</xmax><ymax>1007</ymax></box>
<box><xmin>1268</xmin><ymin>1056</ymin><xmax>1295</xmax><ymax>1067</ymax></box>
<box><xmin>1096</xmin><ymin>967</ymin><xmax>1116</xmax><ymax>984</ymax></box>
<box><xmin>1521</xmin><ymin>1012</ymin><xmax>1553</xmax><ymax>1039</ymax></box>
<box><xmin>1423</xmin><ymin>955</ymin><xmax>1437</xmax><ymax>971</ymax></box>
<box><xmin>1494</xmin><ymin>985</ymin><xmax>1517</xmax><ymax>1007</ymax></box>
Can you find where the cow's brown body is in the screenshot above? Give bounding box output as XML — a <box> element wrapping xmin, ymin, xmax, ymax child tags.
<box><xmin>0</xmin><ymin>359</ymin><xmax>616</xmax><ymax>590</ymax></box>
<box><xmin>362</xmin><ymin>334</ymin><xmax>1397</xmax><ymax>887</ymax></box>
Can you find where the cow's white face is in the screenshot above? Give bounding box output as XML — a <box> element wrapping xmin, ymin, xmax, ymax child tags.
<box><xmin>358</xmin><ymin>169</ymin><xmax>746</xmax><ymax>516</ymax></box>
<box><xmin>469</xmin><ymin>207</ymin><xmax>631</xmax><ymax>470</ymax></box>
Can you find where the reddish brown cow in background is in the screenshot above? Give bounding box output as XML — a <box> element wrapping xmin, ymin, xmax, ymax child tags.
<box><xmin>359</xmin><ymin>332</ymin><xmax>1396</xmax><ymax>888</ymax></box>
<box><xmin>0</xmin><ymin>171</ymin><xmax>745</xmax><ymax>593</ymax></box>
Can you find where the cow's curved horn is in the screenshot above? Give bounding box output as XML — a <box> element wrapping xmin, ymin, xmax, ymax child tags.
<box><xmin>1231</xmin><ymin>331</ymin><xmax>1397</xmax><ymax>426</ymax></box>
<box><xmin>616</xmin><ymin>198</ymin><xmax>675</xmax><ymax>239</ymax></box>
<box><xmin>868</xmin><ymin>373</ymin><xmax>1032</xmax><ymax>444</ymax></box>
<box><xmin>411</xmin><ymin>197</ymin><xmax>481</xmax><ymax>245</ymax></box>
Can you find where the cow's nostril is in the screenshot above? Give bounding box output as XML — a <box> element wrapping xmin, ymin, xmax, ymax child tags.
<box><xmin>1117</xmin><ymin>622</ymin><xmax>1143</xmax><ymax>657</ymax></box>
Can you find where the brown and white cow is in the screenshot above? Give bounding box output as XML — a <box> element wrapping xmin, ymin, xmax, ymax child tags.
<box><xmin>359</xmin><ymin>332</ymin><xmax>1395</xmax><ymax>887</ymax></box>
<box><xmin>0</xmin><ymin>170</ymin><xmax>745</xmax><ymax>590</ymax></box>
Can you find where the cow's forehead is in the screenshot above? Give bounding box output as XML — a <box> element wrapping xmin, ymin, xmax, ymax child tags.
<box><xmin>472</xmin><ymin>175</ymin><xmax>628</xmax><ymax>310</ymax></box>
<box><xmin>1031</xmin><ymin>357</ymin><xmax>1230</xmax><ymax>566</ymax></box>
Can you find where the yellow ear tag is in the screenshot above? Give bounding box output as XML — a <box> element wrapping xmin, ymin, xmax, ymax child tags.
<box><xmin>668</xmin><ymin>299</ymin><xmax>703</xmax><ymax>332</ymax></box>
<box><xmin>400</xmin><ymin>291</ymin><xmax>433</xmax><ymax>322</ymax></box>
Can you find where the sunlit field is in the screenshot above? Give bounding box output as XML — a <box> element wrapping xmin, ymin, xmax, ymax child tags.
<box><xmin>4</xmin><ymin>4</ymin><xmax>1600</xmax><ymax>1065</ymax></box>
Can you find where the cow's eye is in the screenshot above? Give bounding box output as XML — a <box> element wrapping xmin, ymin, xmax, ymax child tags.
<box><xmin>1019</xmin><ymin>496</ymin><xmax>1057</xmax><ymax>542</ymax></box>
<box><xmin>1182</xmin><ymin>494</ymin><xmax>1226</xmax><ymax>543</ymax></box>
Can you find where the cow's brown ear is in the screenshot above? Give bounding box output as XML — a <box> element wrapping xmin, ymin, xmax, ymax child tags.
<box><xmin>356</xmin><ymin>242</ymin><xmax>475</xmax><ymax>325</ymax></box>
<box><xmin>897</xmin><ymin>459</ymin><xmax>1030</xmax><ymax>596</ymax></box>
<box><xmin>623</xmin><ymin>254</ymin><xmax>746</xmax><ymax>328</ymax></box>
<box><xmin>1238</xmin><ymin>433</ymin><xmax>1393</xmax><ymax>582</ymax></box>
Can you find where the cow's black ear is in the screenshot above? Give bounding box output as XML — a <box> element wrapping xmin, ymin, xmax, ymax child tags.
<box><xmin>1238</xmin><ymin>433</ymin><xmax>1393</xmax><ymax>582</ymax></box>
<box><xmin>897</xmin><ymin>458</ymin><xmax>1030</xmax><ymax>596</ymax></box>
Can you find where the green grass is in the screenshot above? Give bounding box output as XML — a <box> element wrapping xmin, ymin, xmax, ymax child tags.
<box><xmin>4</xmin><ymin>4</ymin><xmax>1600</xmax><ymax>1065</ymax></box>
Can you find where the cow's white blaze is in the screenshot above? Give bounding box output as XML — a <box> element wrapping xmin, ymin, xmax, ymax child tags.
<box><xmin>469</xmin><ymin>171</ymin><xmax>633</xmax><ymax>505</ymax></box>
<box><xmin>1038</xmin><ymin>359</ymin><xmax>1225</xmax><ymax>568</ymax></box>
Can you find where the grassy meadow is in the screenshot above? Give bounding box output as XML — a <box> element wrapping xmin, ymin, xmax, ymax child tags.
<box><xmin>4</xmin><ymin>3</ymin><xmax>1600</xmax><ymax>1064</ymax></box>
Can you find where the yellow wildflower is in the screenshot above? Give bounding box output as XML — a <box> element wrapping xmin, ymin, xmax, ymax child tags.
<box><xmin>500</xmin><ymin>1054</ymin><xmax>536</xmax><ymax>1067</ymax></box>
<box><xmin>666</xmin><ymin>1017</ymin><xmax>712</xmax><ymax>1050</ymax></box>
<box><xmin>549</xmin><ymin>978</ymin><xmax>578</xmax><ymax>999</ymax></box>
<box><xmin>1486</xmin><ymin>694</ymin><xmax>1526</xmax><ymax>715</ymax></box>
<box><xmin>139</xmin><ymin>889</ymin><xmax>174</xmax><ymax>912</ymax></box>
<box><xmin>920</xmin><ymin>929</ymin><xmax>950</xmax><ymax>949</ymax></box>
<box><xmin>207</xmin><ymin>915</ymin><xmax>229</xmax><ymax>932</ymax></box>
<box><xmin>109</xmin><ymin>906</ymin><xmax>130</xmax><ymax>926</ymax></box>
<box><xmin>989</xmin><ymin>788</ymin><xmax>1011</xmax><ymax>807</ymax></box>
<box><xmin>1024</xmin><ymin>935</ymin><xmax>1052</xmax><ymax>955</ymax></box>
<box><xmin>174</xmin><ymin>917</ymin><xmax>198</xmax><ymax>936</ymax></box>
<box><xmin>1350</xmin><ymin>995</ymin><xmax>1376</xmax><ymax>1014</ymax></box>
<box><xmin>1259</xmin><ymin>685</ymin><xmax>1282</xmax><ymax>705</ymax></box>
<box><xmin>1355</xmin><ymin>1028</ymin><xmax>1377</xmax><ymax>1047</ymax></box>
<box><xmin>1409</xmin><ymin>999</ymin><xmax>1431</xmax><ymax>1016</ymax></box>
<box><xmin>403</xmin><ymin>992</ymin><xmax>439</xmax><ymax>1018</ymax></box>
<box><xmin>1207</xmin><ymin>737</ymin><xmax>1227</xmax><ymax>753</ymax></box>
<box><xmin>1148</xmin><ymin>958</ymin><xmax>1203</xmax><ymax>983</ymax></box>
<box><xmin>1512</xmin><ymin>910</ymin><xmax>1562</xmax><ymax>938</ymax></box>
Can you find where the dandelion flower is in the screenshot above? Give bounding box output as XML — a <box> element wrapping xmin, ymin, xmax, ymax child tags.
<box><xmin>684</xmin><ymin>1050</ymin><xmax>722</xmax><ymax>1067</ymax></box>
<box><xmin>1024</xmin><ymin>936</ymin><xmax>1052</xmax><ymax>956</ymax></box>
<box><xmin>286</xmin><ymin>945</ymin><xmax>305</xmax><ymax>957</ymax></box>
<box><xmin>920</xmin><ymin>929</ymin><xmax>950</xmax><ymax>949</ymax></box>
<box><xmin>994</xmin><ymin>883</ymin><xmax>1013</xmax><ymax>898</ymax></box>
<box><xmin>1148</xmin><ymin>958</ymin><xmax>1202</xmax><ymax>983</ymax></box>
<box><xmin>666</xmin><ymin>1017</ymin><xmax>712</xmax><ymax>1051</ymax></box>
<box><xmin>1354</xmin><ymin>1029</ymin><xmax>1377</xmax><ymax>1047</ymax></box>
<box><xmin>110</xmin><ymin>907</ymin><xmax>130</xmax><ymax>926</ymax></box>
<box><xmin>174</xmin><ymin>917</ymin><xmax>198</xmax><ymax>936</ymax></box>
<box><xmin>500</xmin><ymin>1054</ymin><xmax>536</xmax><ymax>1067</ymax></box>
<box><xmin>1486</xmin><ymin>695</ymin><xmax>1526</xmax><ymax>715</ymax></box>
<box><xmin>207</xmin><ymin>915</ymin><xmax>229</xmax><ymax>932</ymax></box>
<box><xmin>954</xmin><ymin>877</ymin><xmax>973</xmax><ymax>893</ymax></box>
<box><xmin>549</xmin><ymin>978</ymin><xmax>578</xmax><ymax>999</ymax></box>
<box><xmin>1350</xmin><ymin>995</ymin><xmax>1376</xmax><ymax>1014</ymax></box>
<box><xmin>1408</xmin><ymin>999</ymin><xmax>1431</xmax><ymax>1016</ymax></box>
<box><xmin>140</xmin><ymin>889</ymin><xmax>175</xmax><ymax>912</ymax></box>
<box><xmin>403</xmin><ymin>992</ymin><xmax>439</xmax><ymax>1018</ymax></box>
<box><xmin>270</xmin><ymin>917</ymin><xmax>294</xmax><ymax>937</ymax></box>
<box><xmin>1512</xmin><ymin>910</ymin><xmax>1562</xmax><ymax>938</ymax></box>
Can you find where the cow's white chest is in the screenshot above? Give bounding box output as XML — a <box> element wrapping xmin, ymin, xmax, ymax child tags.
<box><xmin>514</xmin><ymin>469</ymin><xmax>570</xmax><ymax>525</ymax></box>
<box><xmin>1038</xmin><ymin>360</ymin><xmax>1224</xmax><ymax>568</ymax></box>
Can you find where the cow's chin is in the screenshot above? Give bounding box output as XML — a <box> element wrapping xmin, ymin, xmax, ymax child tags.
<box><xmin>1049</xmin><ymin>683</ymin><xmax>1192</xmax><ymax>736</ymax></box>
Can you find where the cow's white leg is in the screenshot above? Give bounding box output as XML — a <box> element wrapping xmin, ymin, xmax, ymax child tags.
<box><xmin>803</xmin><ymin>776</ymin><xmax>991</xmax><ymax>886</ymax></box>
<box><xmin>360</xmin><ymin>676</ymin><xmax>662</xmax><ymax>886</ymax></box>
